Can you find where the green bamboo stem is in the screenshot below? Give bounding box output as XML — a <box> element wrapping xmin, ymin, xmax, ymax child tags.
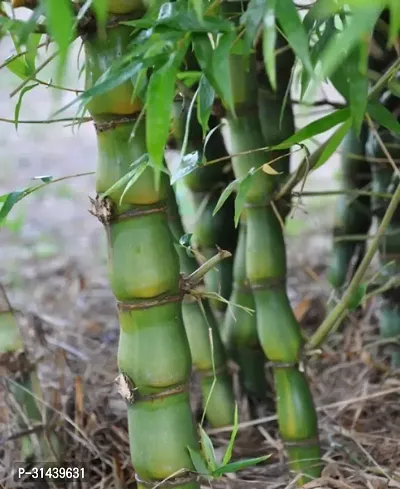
<box><xmin>172</xmin><ymin>102</ymin><xmax>238</xmax><ymax>322</ymax></box>
<box><xmin>222</xmin><ymin>220</ymin><xmax>270</xmax><ymax>413</ymax></box>
<box><xmin>84</xmin><ymin>17</ymin><xmax>199</xmax><ymax>488</ymax></box>
<box><xmin>221</xmin><ymin>50</ymin><xmax>321</xmax><ymax>483</ymax></box>
<box><xmin>367</xmin><ymin>96</ymin><xmax>400</xmax><ymax>366</ymax></box>
<box><xmin>0</xmin><ymin>287</ymin><xmax>59</xmax><ymax>462</ymax></box>
<box><xmin>168</xmin><ymin>190</ymin><xmax>235</xmax><ymax>427</ymax></box>
<box><xmin>328</xmin><ymin>126</ymin><xmax>372</xmax><ymax>290</ymax></box>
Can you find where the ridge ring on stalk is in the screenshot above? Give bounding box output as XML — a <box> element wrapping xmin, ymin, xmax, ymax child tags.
<box><xmin>115</xmin><ymin>373</ymin><xmax>189</xmax><ymax>404</ymax></box>
<box><xmin>284</xmin><ymin>436</ymin><xmax>320</xmax><ymax>448</ymax></box>
<box><xmin>117</xmin><ymin>292</ymin><xmax>183</xmax><ymax>311</ymax></box>
<box><xmin>93</xmin><ymin>114</ymin><xmax>143</xmax><ymax>133</ymax></box>
<box><xmin>90</xmin><ymin>196</ymin><xmax>167</xmax><ymax>224</ymax></box>
<box><xmin>250</xmin><ymin>276</ymin><xmax>286</xmax><ymax>290</ymax></box>
<box><xmin>135</xmin><ymin>471</ymin><xmax>200</xmax><ymax>488</ymax></box>
<box><xmin>197</xmin><ymin>363</ymin><xmax>228</xmax><ymax>379</ymax></box>
<box><xmin>267</xmin><ymin>360</ymin><xmax>298</xmax><ymax>369</ymax></box>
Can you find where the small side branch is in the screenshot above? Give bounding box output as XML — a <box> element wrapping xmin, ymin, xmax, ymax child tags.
<box><xmin>183</xmin><ymin>249</ymin><xmax>232</xmax><ymax>288</ymax></box>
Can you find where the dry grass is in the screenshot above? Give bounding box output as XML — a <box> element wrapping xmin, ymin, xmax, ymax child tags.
<box><xmin>1</xmin><ymin>251</ymin><xmax>400</xmax><ymax>489</ymax></box>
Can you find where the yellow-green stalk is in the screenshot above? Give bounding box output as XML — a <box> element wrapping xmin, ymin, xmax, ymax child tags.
<box><xmin>220</xmin><ymin>46</ymin><xmax>321</xmax><ymax>482</ymax></box>
<box><xmin>84</xmin><ymin>7</ymin><xmax>199</xmax><ymax>486</ymax></box>
<box><xmin>168</xmin><ymin>189</ymin><xmax>235</xmax><ymax>427</ymax></box>
<box><xmin>172</xmin><ymin>103</ymin><xmax>238</xmax><ymax>322</ymax></box>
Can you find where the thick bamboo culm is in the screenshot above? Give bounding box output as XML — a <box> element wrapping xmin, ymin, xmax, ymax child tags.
<box><xmin>222</xmin><ymin>218</ymin><xmax>270</xmax><ymax>413</ymax></box>
<box><xmin>168</xmin><ymin>189</ymin><xmax>235</xmax><ymax>427</ymax></box>
<box><xmin>172</xmin><ymin>102</ymin><xmax>238</xmax><ymax>322</ymax></box>
<box><xmin>328</xmin><ymin>126</ymin><xmax>372</xmax><ymax>289</ymax></box>
<box><xmin>367</xmin><ymin>92</ymin><xmax>400</xmax><ymax>367</ymax></box>
<box><xmin>219</xmin><ymin>7</ymin><xmax>321</xmax><ymax>480</ymax></box>
<box><xmin>83</xmin><ymin>11</ymin><xmax>199</xmax><ymax>488</ymax></box>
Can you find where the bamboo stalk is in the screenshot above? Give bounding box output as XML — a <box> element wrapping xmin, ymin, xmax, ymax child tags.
<box><xmin>171</xmin><ymin>100</ymin><xmax>238</xmax><ymax>323</ymax></box>
<box><xmin>367</xmin><ymin>92</ymin><xmax>400</xmax><ymax>366</ymax></box>
<box><xmin>84</xmin><ymin>15</ymin><xmax>199</xmax><ymax>487</ymax></box>
<box><xmin>219</xmin><ymin>37</ymin><xmax>321</xmax><ymax>482</ymax></box>
<box><xmin>328</xmin><ymin>126</ymin><xmax>372</xmax><ymax>290</ymax></box>
<box><xmin>168</xmin><ymin>190</ymin><xmax>235</xmax><ymax>427</ymax></box>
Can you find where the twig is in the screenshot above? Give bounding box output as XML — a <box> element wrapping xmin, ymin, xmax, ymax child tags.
<box><xmin>307</xmin><ymin>181</ymin><xmax>400</xmax><ymax>349</ymax></box>
<box><xmin>184</xmin><ymin>248</ymin><xmax>232</xmax><ymax>287</ymax></box>
<box><xmin>0</xmin><ymin>117</ymin><xmax>91</xmax><ymax>124</ymax></box>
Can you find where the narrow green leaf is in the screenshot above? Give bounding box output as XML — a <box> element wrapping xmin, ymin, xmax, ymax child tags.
<box><xmin>347</xmin><ymin>45</ymin><xmax>368</xmax><ymax>135</ymax></box>
<box><xmin>25</xmin><ymin>33</ymin><xmax>42</xmax><ymax>75</ymax></box>
<box><xmin>187</xmin><ymin>447</ymin><xmax>211</xmax><ymax>476</ymax></box>
<box><xmin>275</xmin><ymin>0</ymin><xmax>312</xmax><ymax>73</ymax></box>
<box><xmin>388</xmin><ymin>0</ymin><xmax>400</xmax><ymax>46</ymax></box>
<box><xmin>33</xmin><ymin>176</ymin><xmax>53</xmax><ymax>183</ymax></box>
<box><xmin>119</xmin><ymin>161</ymin><xmax>149</xmax><ymax>205</ymax></box>
<box><xmin>0</xmin><ymin>190</ymin><xmax>30</xmax><ymax>223</ymax></box>
<box><xmin>222</xmin><ymin>404</ymin><xmax>239</xmax><ymax>465</ymax></box>
<box><xmin>234</xmin><ymin>175</ymin><xmax>253</xmax><ymax>228</ymax></box>
<box><xmin>191</xmin><ymin>0</ymin><xmax>204</xmax><ymax>21</ymax></box>
<box><xmin>41</xmin><ymin>0</ymin><xmax>75</xmax><ymax>60</ymax></box>
<box><xmin>313</xmin><ymin>118</ymin><xmax>352</xmax><ymax>170</ymax></box>
<box><xmin>367</xmin><ymin>101</ymin><xmax>400</xmax><ymax>135</ymax></box>
<box><xmin>14</xmin><ymin>83</ymin><xmax>39</xmax><ymax>131</ymax></box>
<box><xmin>274</xmin><ymin>108</ymin><xmax>351</xmax><ymax>149</ymax></box>
<box><xmin>213</xmin><ymin>455</ymin><xmax>270</xmax><ymax>477</ymax></box>
<box><xmin>240</xmin><ymin>0</ymin><xmax>267</xmax><ymax>49</ymax></box>
<box><xmin>317</xmin><ymin>4</ymin><xmax>382</xmax><ymax>80</ymax></box>
<box><xmin>200</xmin><ymin>427</ymin><xmax>217</xmax><ymax>472</ymax></box>
<box><xmin>6</xmin><ymin>56</ymin><xmax>28</xmax><ymax>80</ymax></box>
<box><xmin>171</xmin><ymin>152</ymin><xmax>202</xmax><ymax>185</ymax></box>
<box><xmin>262</xmin><ymin>0</ymin><xmax>277</xmax><ymax>91</ymax></box>
<box><xmin>348</xmin><ymin>283</ymin><xmax>367</xmax><ymax>310</ymax></box>
<box><xmin>211</xmin><ymin>32</ymin><xmax>235</xmax><ymax>112</ymax></box>
<box><xmin>92</xmin><ymin>0</ymin><xmax>108</xmax><ymax>26</ymax></box>
<box><xmin>197</xmin><ymin>75</ymin><xmax>215</xmax><ymax>136</ymax></box>
<box><xmin>146</xmin><ymin>41</ymin><xmax>189</xmax><ymax>170</ymax></box>
<box><xmin>212</xmin><ymin>179</ymin><xmax>237</xmax><ymax>216</ymax></box>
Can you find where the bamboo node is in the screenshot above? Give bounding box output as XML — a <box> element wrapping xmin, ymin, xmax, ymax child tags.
<box><xmin>89</xmin><ymin>195</ymin><xmax>114</xmax><ymax>224</ymax></box>
<box><xmin>93</xmin><ymin>114</ymin><xmax>142</xmax><ymax>133</ymax></box>
<box><xmin>196</xmin><ymin>363</ymin><xmax>228</xmax><ymax>379</ymax></box>
<box><xmin>115</xmin><ymin>374</ymin><xmax>188</xmax><ymax>404</ymax></box>
<box><xmin>284</xmin><ymin>435</ymin><xmax>320</xmax><ymax>448</ymax></box>
<box><xmin>89</xmin><ymin>196</ymin><xmax>167</xmax><ymax>224</ymax></box>
<box><xmin>117</xmin><ymin>292</ymin><xmax>183</xmax><ymax>311</ymax></box>
<box><xmin>135</xmin><ymin>471</ymin><xmax>200</xmax><ymax>488</ymax></box>
<box><xmin>250</xmin><ymin>276</ymin><xmax>286</xmax><ymax>290</ymax></box>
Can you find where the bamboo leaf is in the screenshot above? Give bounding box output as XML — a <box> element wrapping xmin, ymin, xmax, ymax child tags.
<box><xmin>0</xmin><ymin>190</ymin><xmax>31</xmax><ymax>224</ymax></box>
<box><xmin>262</xmin><ymin>163</ymin><xmax>280</xmax><ymax>175</ymax></box>
<box><xmin>234</xmin><ymin>175</ymin><xmax>253</xmax><ymax>227</ymax></box>
<box><xmin>211</xmin><ymin>32</ymin><xmax>235</xmax><ymax>112</ymax></box>
<box><xmin>262</xmin><ymin>0</ymin><xmax>277</xmax><ymax>91</ymax></box>
<box><xmin>388</xmin><ymin>0</ymin><xmax>400</xmax><ymax>46</ymax></box>
<box><xmin>187</xmin><ymin>447</ymin><xmax>211</xmax><ymax>476</ymax></box>
<box><xmin>6</xmin><ymin>56</ymin><xmax>28</xmax><ymax>80</ymax></box>
<box><xmin>171</xmin><ymin>151</ymin><xmax>202</xmax><ymax>184</ymax></box>
<box><xmin>14</xmin><ymin>83</ymin><xmax>39</xmax><ymax>131</ymax></box>
<box><xmin>119</xmin><ymin>161</ymin><xmax>149</xmax><ymax>205</ymax></box>
<box><xmin>347</xmin><ymin>45</ymin><xmax>369</xmax><ymax>136</ymax></box>
<box><xmin>25</xmin><ymin>33</ymin><xmax>42</xmax><ymax>75</ymax></box>
<box><xmin>191</xmin><ymin>0</ymin><xmax>204</xmax><ymax>21</ymax></box>
<box><xmin>200</xmin><ymin>427</ymin><xmax>217</xmax><ymax>472</ymax></box>
<box><xmin>213</xmin><ymin>179</ymin><xmax>237</xmax><ymax>216</ymax></box>
<box><xmin>146</xmin><ymin>41</ymin><xmax>189</xmax><ymax>170</ymax></box>
<box><xmin>222</xmin><ymin>404</ymin><xmax>239</xmax><ymax>465</ymax></box>
<box><xmin>41</xmin><ymin>0</ymin><xmax>74</xmax><ymax>63</ymax></box>
<box><xmin>275</xmin><ymin>0</ymin><xmax>312</xmax><ymax>73</ymax></box>
<box><xmin>240</xmin><ymin>0</ymin><xmax>267</xmax><ymax>49</ymax></box>
<box><xmin>274</xmin><ymin>108</ymin><xmax>351</xmax><ymax>149</ymax></box>
<box><xmin>197</xmin><ymin>75</ymin><xmax>215</xmax><ymax>136</ymax></box>
<box><xmin>348</xmin><ymin>283</ymin><xmax>367</xmax><ymax>310</ymax></box>
<box><xmin>367</xmin><ymin>101</ymin><xmax>400</xmax><ymax>135</ymax></box>
<box><xmin>316</xmin><ymin>4</ymin><xmax>382</xmax><ymax>80</ymax></box>
<box><xmin>313</xmin><ymin>118</ymin><xmax>352</xmax><ymax>170</ymax></box>
<box><xmin>213</xmin><ymin>455</ymin><xmax>270</xmax><ymax>477</ymax></box>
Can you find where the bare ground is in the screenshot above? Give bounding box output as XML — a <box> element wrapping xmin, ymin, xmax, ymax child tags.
<box><xmin>1</xmin><ymin>43</ymin><xmax>400</xmax><ymax>489</ymax></box>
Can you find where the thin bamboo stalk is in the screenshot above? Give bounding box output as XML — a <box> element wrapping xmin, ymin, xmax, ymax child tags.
<box><xmin>171</xmin><ymin>102</ymin><xmax>238</xmax><ymax>322</ymax></box>
<box><xmin>168</xmin><ymin>189</ymin><xmax>235</xmax><ymax>427</ymax></box>
<box><xmin>220</xmin><ymin>44</ymin><xmax>321</xmax><ymax>483</ymax></box>
<box><xmin>367</xmin><ymin>92</ymin><xmax>400</xmax><ymax>367</ymax></box>
<box><xmin>84</xmin><ymin>15</ymin><xmax>200</xmax><ymax>487</ymax></box>
<box><xmin>328</xmin><ymin>126</ymin><xmax>372</xmax><ymax>289</ymax></box>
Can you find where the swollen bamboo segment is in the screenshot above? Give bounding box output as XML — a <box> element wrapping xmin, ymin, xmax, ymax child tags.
<box><xmin>328</xmin><ymin>127</ymin><xmax>372</xmax><ymax>289</ymax></box>
<box><xmin>222</xmin><ymin>220</ymin><xmax>269</xmax><ymax>411</ymax></box>
<box><xmin>221</xmin><ymin>52</ymin><xmax>321</xmax><ymax>482</ymax></box>
<box><xmin>168</xmin><ymin>191</ymin><xmax>235</xmax><ymax>427</ymax></box>
<box><xmin>84</xmin><ymin>20</ymin><xmax>199</xmax><ymax>488</ymax></box>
